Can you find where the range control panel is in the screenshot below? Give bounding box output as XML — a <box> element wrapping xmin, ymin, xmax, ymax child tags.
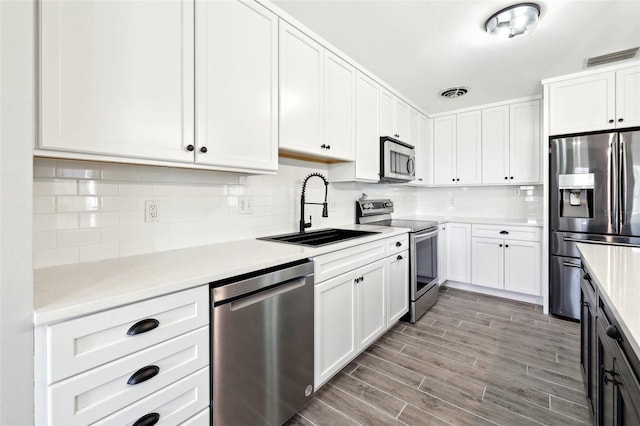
<box><xmin>356</xmin><ymin>199</ymin><xmax>394</xmax><ymax>217</ymax></box>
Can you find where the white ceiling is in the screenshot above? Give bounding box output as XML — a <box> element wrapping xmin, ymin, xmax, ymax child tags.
<box><xmin>272</xmin><ymin>0</ymin><xmax>640</xmax><ymax>114</ymax></box>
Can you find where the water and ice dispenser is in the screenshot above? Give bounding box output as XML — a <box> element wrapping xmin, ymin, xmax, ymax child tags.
<box><xmin>558</xmin><ymin>174</ymin><xmax>594</xmax><ymax>219</ymax></box>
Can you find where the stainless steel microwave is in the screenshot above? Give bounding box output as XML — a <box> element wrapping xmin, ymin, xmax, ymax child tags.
<box><xmin>379</xmin><ymin>136</ymin><xmax>415</xmax><ymax>183</ymax></box>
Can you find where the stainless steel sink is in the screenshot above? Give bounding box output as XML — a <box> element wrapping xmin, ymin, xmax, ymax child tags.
<box><xmin>258</xmin><ymin>228</ymin><xmax>379</xmax><ymax>247</ymax></box>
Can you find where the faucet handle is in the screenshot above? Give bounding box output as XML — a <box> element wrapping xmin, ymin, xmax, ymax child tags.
<box><xmin>304</xmin><ymin>216</ymin><xmax>312</xmax><ymax>229</ymax></box>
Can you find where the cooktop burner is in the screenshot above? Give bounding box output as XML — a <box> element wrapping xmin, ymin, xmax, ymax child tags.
<box><xmin>367</xmin><ymin>218</ymin><xmax>437</xmax><ymax>233</ymax></box>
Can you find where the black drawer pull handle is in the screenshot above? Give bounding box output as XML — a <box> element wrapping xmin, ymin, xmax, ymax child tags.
<box><xmin>395</xmin><ymin>242</ymin><xmax>402</xmax><ymax>247</ymax></box>
<box><xmin>582</xmin><ymin>273</ymin><xmax>591</xmax><ymax>281</ymax></box>
<box><xmin>133</xmin><ymin>413</ymin><xmax>160</xmax><ymax>426</ymax></box>
<box><xmin>127</xmin><ymin>319</ymin><xmax>160</xmax><ymax>336</ymax></box>
<box><xmin>605</xmin><ymin>325</ymin><xmax>621</xmax><ymax>341</ymax></box>
<box><xmin>499</xmin><ymin>231</ymin><xmax>509</xmax><ymax>235</ymax></box>
<box><xmin>397</xmin><ymin>255</ymin><xmax>403</xmax><ymax>260</ymax></box>
<box><xmin>127</xmin><ymin>365</ymin><xmax>160</xmax><ymax>385</ymax></box>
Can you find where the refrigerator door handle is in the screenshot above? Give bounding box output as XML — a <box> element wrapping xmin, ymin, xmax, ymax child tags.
<box><xmin>620</xmin><ymin>139</ymin><xmax>627</xmax><ymax>226</ymax></box>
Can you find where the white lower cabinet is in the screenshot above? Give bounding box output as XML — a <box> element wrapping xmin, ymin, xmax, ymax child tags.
<box><xmin>313</xmin><ymin>234</ymin><xmax>409</xmax><ymax>388</ymax></box>
<box><xmin>437</xmin><ymin>224</ymin><xmax>448</xmax><ymax>284</ymax></box>
<box><xmin>471</xmin><ymin>225</ymin><xmax>541</xmax><ymax>296</ymax></box>
<box><xmin>35</xmin><ymin>286</ymin><xmax>210</xmax><ymax>425</ymax></box>
<box><xmin>386</xmin><ymin>250</ymin><xmax>409</xmax><ymax>326</ymax></box>
<box><xmin>445</xmin><ymin>223</ymin><xmax>472</xmax><ymax>283</ymax></box>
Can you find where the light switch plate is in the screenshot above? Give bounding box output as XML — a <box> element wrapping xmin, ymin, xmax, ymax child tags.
<box><xmin>239</xmin><ymin>197</ymin><xmax>253</xmax><ymax>214</ymax></box>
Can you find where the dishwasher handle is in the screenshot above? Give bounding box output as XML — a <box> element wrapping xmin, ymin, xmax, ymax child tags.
<box><xmin>213</xmin><ymin>260</ymin><xmax>313</xmax><ymax>304</ymax></box>
<box><xmin>229</xmin><ymin>277</ymin><xmax>306</xmax><ymax>311</ymax></box>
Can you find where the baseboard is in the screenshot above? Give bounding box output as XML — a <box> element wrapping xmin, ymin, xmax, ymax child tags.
<box><xmin>442</xmin><ymin>281</ymin><xmax>544</xmax><ymax>306</ymax></box>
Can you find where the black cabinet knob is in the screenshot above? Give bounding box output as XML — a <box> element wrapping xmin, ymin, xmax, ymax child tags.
<box><xmin>186</xmin><ymin>144</ymin><xmax>194</xmax><ymax>152</ymax></box>
<box><xmin>419</xmin><ymin>178</ymin><xmax>423</xmax><ymax>181</ymax></box>
<box><xmin>510</xmin><ymin>176</ymin><xmax>514</xmax><ymax>180</ymax></box>
<box><xmin>200</xmin><ymin>146</ymin><xmax>208</xmax><ymax>153</ymax></box>
<box><xmin>127</xmin><ymin>365</ymin><xmax>160</xmax><ymax>385</ymax></box>
<box><xmin>505</xmin><ymin>244</ymin><xmax>509</xmax><ymax>248</ymax></box>
<box><xmin>609</xmin><ymin>119</ymin><xmax>614</xmax><ymax>123</ymax></box>
<box><xmin>499</xmin><ymin>244</ymin><xmax>503</xmax><ymax>247</ymax></box>
<box><xmin>326</xmin><ymin>145</ymin><xmax>331</xmax><ymax>149</ymax></box>
<box><xmin>456</xmin><ymin>178</ymin><xmax>460</xmax><ymax>181</ymax></box>
<box><xmin>395</xmin><ymin>242</ymin><xmax>402</xmax><ymax>247</ymax></box>
<box><xmin>618</xmin><ymin>118</ymin><xmax>624</xmax><ymax>122</ymax></box>
<box><xmin>132</xmin><ymin>413</ymin><xmax>160</xmax><ymax>426</ymax></box>
<box><xmin>321</xmin><ymin>144</ymin><xmax>326</xmax><ymax>149</ymax></box>
<box><xmin>452</xmin><ymin>178</ymin><xmax>455</xmax><ymax>182</ymax></box>
<box><xmin>127</xmin><ymin>319</ymin><xmax>159</xmax><ymax>336</ymax></box>
<box><xmin>504</xmin><ymin>177</ymin><xmax>508</xmax><ymax>180</ymax></box>
<box><xmin>397</xmin><ymin>255</ymin><xmax>403</xmax><ymax>260</ymax></box>
<box><xmin>605</xmin><ymin>325</ymin><xmax>621</xmax><ymax>341</ymax></box>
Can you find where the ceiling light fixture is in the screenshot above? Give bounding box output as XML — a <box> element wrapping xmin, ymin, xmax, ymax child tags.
<box><xmin>484</xmin><ymin>3</ymin><xmax>540</xmax><ymax>39</ymax></box>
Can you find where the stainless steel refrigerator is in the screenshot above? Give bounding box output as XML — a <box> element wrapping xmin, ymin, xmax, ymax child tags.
<box><xmin>550</xmin><ymin>130</ymin><xmax>640</xmax><ymax>320</ymax></box>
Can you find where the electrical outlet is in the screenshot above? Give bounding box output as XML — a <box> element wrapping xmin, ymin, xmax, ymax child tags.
<box><xmin>514</xmin><ymin>187</ymin><xmax>521</xmax><ymax>196</ymax></box>
<box><xmin>239</xmin><ymin>197</ymin><xmax>253</xmax><ymax>215</ymax></box>
<box><xmin>449</xmin><ymin>198</ymin><xmax>455</xmax><ymax>207</ymax></box>
<box><xmin>145</xmin><ymin>200</ymin><xmax>159</xmax><ymax>222</ymax></box>
<box><xmin>329</xmin><ymin>201</ymin><xmax>337</xmax><ymax>212</ymax></box>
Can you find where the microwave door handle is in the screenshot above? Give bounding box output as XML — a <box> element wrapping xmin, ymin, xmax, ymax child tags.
<box><xmin>407</xmin><ymin>157</ymin><xmax>415</xmax><ymax>174</ymax></box>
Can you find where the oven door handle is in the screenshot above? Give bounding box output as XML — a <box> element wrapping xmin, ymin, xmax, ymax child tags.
<box><xmin>414</xmin><ymin>229</ymin><xmax>438</xmax><ymax>242</ymax></box>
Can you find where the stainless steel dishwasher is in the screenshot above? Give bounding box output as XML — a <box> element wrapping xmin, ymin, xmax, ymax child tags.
<box><xmin>211</xmin><ymin>259</ymin><xmax>314</xmax><ymax>426</ymax></box>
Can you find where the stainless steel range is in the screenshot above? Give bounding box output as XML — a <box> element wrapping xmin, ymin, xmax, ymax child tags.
<box><xmin>356</xmin><ymin>198</ymin><xmax>439</xmax><ymax>323</ymax></box>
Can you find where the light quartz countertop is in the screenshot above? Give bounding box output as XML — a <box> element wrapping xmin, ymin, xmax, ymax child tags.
<box><xmin>34</xmin><ymin>224</ymin><xmax>407</xmax><ymax>325</ymax></box>
<box><xmin>398</xmin><ymin>215</ymin><xmax>543</xmax><ymax>227</ymax></box>
<box><xmin>578</xmin><ymin>243</ymin><xmax>640</xmax><ymax>357</ymax></box>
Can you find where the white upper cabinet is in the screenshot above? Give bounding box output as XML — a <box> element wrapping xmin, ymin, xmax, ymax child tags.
<box><xmin>40</xmin><ymin>0</ymin><xmax>194</xmax><ymax>162</ymax></box>
<box><xmin>433</xmin><ymin>115</ymin><xmax>456</xmax><ymax>185</ymax></box>
<box><xmin>547</xmin><ymin>65</ymin><xmax>639</xmax><ymax>135</ymax></box>
<box><xmin>195</xmin><ymin>0</ymin><xmax>278</xmax><ymax>172</ymax></box>
<box><xmin>433</xmin><ymin>111</ymin><xmax>481</xmax><ymax>185</ymax></box>
<box><xmin>279</xmin><ymin>22</ymin><xmax>355</xmax><ymax>161</ymax></box>
<box><xmin>279</xmin><ymin>22</ymin><xmax>323</xmax><ymax>155</ymax></box>
<box><xmin>615</xmin><ymin>66</ymin><xmax>640</xmax><ymax>129</ymax></box>
<box><xmin>411</xmin><ymin>113</ymin><xmax>431</xmax><ymax>185</ymax></box>
<box><xmin>379</xmin><ymin>90</ymin><xmax>410</xmax><ymax>143</ymax></box>
<box><xmin>481</xmin><ymin>105</ymin><xmax>510</xmax><ymax>185</ymax></box>
<box><xmin>323</xmin><ymin>52</ymin><xmax>356</xmax><ymax>161</ymax></box>
<box><xmin>408</xmin><ymin>108</ymin><xmax>419</xmax><ymax>147</ymax></box>
<box><xmin>354</xmin><ymin>73</ymin><xmax>380</xmax><ymax>181</ymax></box>
<box><xmin>456</xmin><ymin>111</ymin><xmax>482</xmax><ymax>185</ymax></box>
<box><xmin>482</xmin><ymin>100</ymin><xmax>540</xmax><ymax>184</ymax></box>
<box><xmin>509</xmin><ymin>100</ymin><xmax>540</xmax><ymax>183</ymax></box>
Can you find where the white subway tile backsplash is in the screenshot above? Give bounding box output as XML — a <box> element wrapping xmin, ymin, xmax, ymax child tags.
<box><xmin>56</xmin><ymin>196</ymin><xmax>99</xmax><ymax>212</ymax></box>
<box><xmin>56</xmin><ymin>229</ymin><xmax>100</xmax><ymax>248</ymax></box>
<box><xmin>33</xmin><ymin>157</ymin><xmax>542</xmax><ymax>268</ymax></box>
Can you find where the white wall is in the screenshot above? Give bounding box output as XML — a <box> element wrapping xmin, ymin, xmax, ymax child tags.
<box><xmin>33</xmin><ymin>157</ymin><xmax>418</xmax><ymax>268</ymax></box>
<box><xmin>0</xmin><ymin>1</ymin><xmax>35</xmax><ymax>424</ymax></box>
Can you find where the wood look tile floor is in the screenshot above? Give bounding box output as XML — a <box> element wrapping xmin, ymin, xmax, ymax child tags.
<box><xmin>287</xmin><ymin>286</ymin><xmax>591</xmax><ymax>426</ymax></box>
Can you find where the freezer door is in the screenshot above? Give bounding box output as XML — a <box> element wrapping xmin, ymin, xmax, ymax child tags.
<box><xmin>551</xmin><ymin>133</ymin><xmax>618</xmax><ymax>234</ymax></box>
<box><xmin>619</xmin><ymin>130</ymin><xmax>640</xmax><ymax>236</ymax></box>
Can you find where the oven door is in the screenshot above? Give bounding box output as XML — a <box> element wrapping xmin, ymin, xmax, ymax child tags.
<box><xmin>411</xmin><ymin>228</ymin><xmax>438</xmax><ymax>300</ymax></box>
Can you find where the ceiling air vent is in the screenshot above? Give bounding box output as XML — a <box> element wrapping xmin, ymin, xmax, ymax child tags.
<box><xmin>585</xmin><ymin>47</ymin><xmax>639</xmax><ymax>68</ymax></box>
<box><xmin>440</xmin><ymin>87</ymin><xmax>468</xmax><ymax>98</ymax></box>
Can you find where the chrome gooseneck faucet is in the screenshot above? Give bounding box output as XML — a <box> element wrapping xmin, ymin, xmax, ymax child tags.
<box><xmin>300</xmin><ymin>172</ymin><xmax>329</xmax><ymax>233</ymax></box>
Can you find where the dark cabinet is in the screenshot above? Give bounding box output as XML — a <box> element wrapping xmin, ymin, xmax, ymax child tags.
<box><xmin>580</xmin><ymin>263</ymin><xmax>640</xmax><ymax>426</ymax></box>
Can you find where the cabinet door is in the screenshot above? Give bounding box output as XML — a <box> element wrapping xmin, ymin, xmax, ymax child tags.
<box><xmin>279</xmin><ymin>22</ymin><xmax>323</xmax><ymax>155</ymax></box>
<box><xmin>481</xmin><ymin>106</ymin><xmax>509</xmax><ymax>184</ymax></box>
<box><xmin>616</xmin><ymin>66</ymin><xmax>640</xmax><ymax>129</ymax></box>
<box><xmin>323</xmin><ymin>52</ymin><xmax>356</xmax><ymax>161</ymax></box>
<box><xmin>580</xmin><ymin>285</ymin><xmax>595</xmax><ymax>412</ymax></box>
<box><xmin>195</xmin><ymin>0</ymin><xmax>278</xmax><ymax>171</ymax></box>
<box><xmin>412</xmin><ymin>114</ymin><xmax>431</xmax><ymax>184</ymax></box>
<box><xmin>314</xmin><ymin>272</ymin><xmax>357</xmax><ymax>387</ymax></box>
<box><xmin>379</xmin><ymin>89</ymin><xmax>395</xmax><ymax>137</ymax></box>
<box><xmin>456</xmin><ymin>110</ymin><xmax>482</xmax><ymax>185</ymax></box>
<box><xmin>394</xmin><ymin>100</ymin><xmax>409</xmax><ymax>142</ymax></box>
<box><xmin>433</xmin><ymin>115</ymin><xmax>456</xmax><ymax>185</ymax></box>
<box><xmin>354</xmin><ymin>72</ymin><xmax>380</xmax><ymax>181</ymax></box>
<box><xmin>614</xmin><ymin>353</ymin><xmax>640</xmax><ymax>426</ymax></box>
<box><xmin>356</xmin><ymin>259</ymin><xmax>386</xmax><ymax>350</ymax></box>
<box><xmin>40</xmin><ymin>0</ymin><xmax>194</xmax><ymax>162</ymax></box>
<box><xmin>548</xmin><ymin>71</ymin><xmax>616</xmax><ymax>135</ymax></box>
<box><xmin>471</xmin><ymin>237</ymin><xmax>503</xmax><ymax>289</ymax></box>
<box><xmin>437</xmin><ymin>225</ymin><xmax>448</xmax><ymax>284</ymax></box>
<box><xmin>597</xmin><ymin>319</ymin><xmax>616</xmax><ymax>426</ymax></box>
<box><xmin>386</xmin><ymin>251</ymin><xmax>409</xmax><ymax>326</ymax></box>
<box><xmin>504</xmin><ymin>240</ymin><xmax>540</xmax><ymax>295</ymax></box>
<box><xmin>446</xmin><ymin>223</ymin><xmax>471</xmax><ymax>283</ymax></box>
<box><xmin>510</xmin><ymin>100</ymin><xmax>541</xmax><ymax>183</ymax></box>
<box><xmin>408</xmin><ymin>108</ymin><xmax>419</xmax><ymax>148</ymax></box>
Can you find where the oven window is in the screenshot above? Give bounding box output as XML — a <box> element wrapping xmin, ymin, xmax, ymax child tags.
<box><xmin>415</xmin><ymin>233</ymin><xmax>438</xmax><ymax>293</ymax></box>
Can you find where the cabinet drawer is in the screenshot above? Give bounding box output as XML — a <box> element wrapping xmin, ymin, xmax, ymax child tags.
<box><xmin>94</xmin><ymin>368</ymin><xmax>209</xmax><ymax>426</ymax></box>
<box><xmin>386</xmin><ymin>234</ymin><xmax>409</xmax><ymax>256</ymax></box>
<box><xmin>314</xmin><ymin>238</ymin><xmax>386</xmax><ymax>283</ymax></box>
<box><xmin>47</xmin><ymin>286</ymin><xmax>208</xmax><ymax>383</ymax></box>
<box><xmin>49</xmin><ymin>326</ymin><xmax>209</xmax><ymax>425</ymax></box>
<box><xmin>471</xmin><ymin>224</ymin><xmax>540</xmax><ymax>241</ymax></box>
<box><xmin>181</xmin><ymin>408</ymin><xmax>211</xmax><ymax>425</ymax></box>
